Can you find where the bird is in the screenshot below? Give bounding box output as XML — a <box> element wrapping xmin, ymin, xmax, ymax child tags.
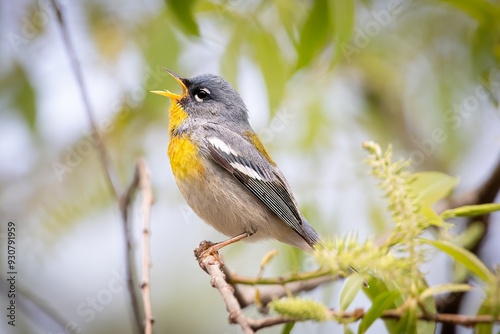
<box><xmin>151</xmin><ymin>69</ymin><xmax>320</xmax><ymax>261</ymax></box>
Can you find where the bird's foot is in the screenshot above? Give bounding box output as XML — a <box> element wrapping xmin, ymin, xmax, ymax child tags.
<box><xmin>194</xmin><ymin>240</ymin><xmax>224</xmax><ymax>272</ymax></box>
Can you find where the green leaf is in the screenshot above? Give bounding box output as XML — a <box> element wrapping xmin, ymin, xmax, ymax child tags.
<box><xmin>220</xmin><ymin>27</ymin><xmax>244</xmax><ymax>89</ymax></box>
<box><xmin>441</xmin><ymin>203</ymin><xmax>500</xmax><ymax>220</ymax></box>
<box><xmin>421</xmin><ymin>239</ymin><xmax>495</xmax><ymax>284</ymax></box>
<box><xmin>454</xmin><ymin>222</ymin><xmax>486</xmax><ymax>249</ymax></box>
<box><xmin>331</xmin><ymin>0</ymin><xmax>355</xmax><ymax>65</ymax></box>
<box><xmin>362</xmin><ymin>277</ymin><xmax>401</xmax><ymax>333</ymax></box>
<box><xmin>344</xmin><ymin>324</ymin><xmax>355</xmax><ymax>334</ymax></box>
<box><xmin>0</xmin><ymin>64</ymin><xmax>37</xmax><ymax>132</ymax></box>
<box><xmin>274</xmin><ymin>0</ymin><xmax>299</xmax><ymax>43</ymax></box>
<box><xmin>166</xmin><ymin>0</ymin><xmax>200</xmax><ymax>36</ymax></box>
<box><xmin>471</xmin><ymin>23</ymin><xmax>498</xmax><ymax>77</ymax></box>
<box><xmin>475</xmin><ymin>299</ymin><xmax>494</xmax><ymax>334</ymax></box>
<box><xmin>410</xmin><ymin>172</ymin><xmax>458</xmax><ymax>206</ymax></box>
<box><xmin>439</xmin><ymin>0</ymin><xmax>497</xmax><ymax>23</ymax></box>
<box><xmin>358</xmin><ymin>291</ymin><xmax>400</xmax><ymax>334</ymax></box>
<box><xmin>295</xmin><ymin>0</ymin><xmax>330</xmax><ymax>70</ymax></box>
<box><xmin>420</xmin><ymin>205</ymin><xmax>448</xmax><ymax>227</ymax></box>
<box><xmin>418</xmin><ymin>283</ymin><xmax>472</xmax><ymax>301</ymax></box>
<box><xmin>251</xmin><ymin>28</ymin><xmax>287</xmax><ymax>113</ymax></box>
<box><xmin>281</xmin><ymin>322</ymin><xmax>295</xmax><ymax>334</ymax></box>
<box><xmin>396</xmin><ymin>306</ymin><xmax>418</xmax><ymax>334</ymax></box>
<box><xmin>16</xmin><ymin>67</ymin><xmax>36</xmax><ymax>131</ymax></box>
<box><xmin>340</xmin><ymin>274</ymin><xmax>365</xmax><ymax>311</ymax></box>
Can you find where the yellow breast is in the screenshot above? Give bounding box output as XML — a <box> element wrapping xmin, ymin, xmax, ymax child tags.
<box><xmin>167</xmin><ymin>102</ymin><xmax>205</xmax><ymax>180</ymax></box>
<box><xmin>168</xmin><ymin>136</ymin><xmax>205</xmax><ymax>181</ymax></box>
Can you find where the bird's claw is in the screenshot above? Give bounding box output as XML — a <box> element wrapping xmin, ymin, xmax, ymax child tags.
<box><xmin>194</xmin><ymin>240</ymin><xmax>224</xmax><ymax>272</ymax></box>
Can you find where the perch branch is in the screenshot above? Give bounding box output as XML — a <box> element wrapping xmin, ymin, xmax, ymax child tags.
<box><xmin>200</xmin><ymin>255</ymin><xmax>255</xmax><ymax>334</ymax></box>
<box><xmin>138</xmin><ymin>160</ymin><xmax>154</xmax><ymax>333</ymax></box>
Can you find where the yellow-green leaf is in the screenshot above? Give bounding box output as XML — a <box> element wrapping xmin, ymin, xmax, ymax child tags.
<box><xmin>220</xmin><ymin>27</ymin><xmax>244</xmax><ymax>89</ymax></box>
<box><xmin>331</xmin><ymin>0</ymin><xmax>355</xmax><ymax>65</ymax></box>
<box><xmin>441</xmin><ymin>203</ymin><xmax>500</xmax><ymax>220</ymax></box>
<box><xmin>396</xmin><ymin>306</ymin><xmax>418</xmax><ymax>334</ymax></box>
<box><xmin>166</xmin><ymin>0</ymin><xmax>200</xmax><ymax>36</ymax></box>
<box><xmin>420</xmin><ymin>205</ymin><xmax>447</xmax><ymax>227</ymax></box>
<box><xmin>295</xmin><ymin>0</ymin><xmax>330</xmax><ymax>70</ymax></box>
<box><xmin>410</xmin><ymin>172</ymin><xmax>458</xmax><ymax>206</ymax></box>
<box><xmin>340</xmin><ymin>274</ymin><xmax>365</xmax><ymax>311</ymax></box>
<box><xmin>251</xmin><ymin>28</ymin><xmax>287</xmax><ymax>113</ymax></box>
<box><xmin>421</xmin><ymin>239</ymin><xmax>495</xmax><ymax>284</ymax></box>
<box><xmin>419</xmin><ymin>283</ymin><xmax>472</xmax><ymax>302</ymax></box>
<box><xmin>281</xmin><ymin>322</ymin><xmax>295</xmax><ymax>334</ymax></box>
<box><xmin>358</xmin><ymin>291</ymin><xmax>400</xmax><ymax>334</ymax></box>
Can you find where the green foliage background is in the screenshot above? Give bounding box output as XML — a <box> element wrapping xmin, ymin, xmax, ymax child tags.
<box><xmin>0</xmin><ymin>0</ymin><xmax>499</xmax><ymax>333</ymax></box>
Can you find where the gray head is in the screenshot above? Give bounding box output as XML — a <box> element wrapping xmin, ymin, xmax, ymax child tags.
<box><xmin>152</xmin><ymin>70</ymin><xmax>250</xmax><ymax>127</ymax></box>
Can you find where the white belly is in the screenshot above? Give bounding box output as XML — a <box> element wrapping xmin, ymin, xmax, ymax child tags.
<box><xmin>175</xmin><ymin>162</ymin><xmax>310</xmax><ymax>250</ymax></box>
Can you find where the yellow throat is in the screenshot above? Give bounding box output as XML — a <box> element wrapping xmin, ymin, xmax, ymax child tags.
<box><xmin>151</xmin><ymin>69</ymin><xmax>205</xmax><ymax>181</ymax></box>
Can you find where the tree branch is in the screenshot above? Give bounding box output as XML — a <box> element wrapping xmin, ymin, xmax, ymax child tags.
<box><xmin>200</xmin><ymin>255</ymin><xmax>255</xmax><ymax>334</ymax></box>
<box><xmin>247</xmin><ymin>309</ymin><xmax>500</xmax><ymax>331</ymax></box>
<box><xmin>50</xmin><ymin>2</ymin><xmax>149</xmax><ymax>332</ymax></box>
<box><xmin>199</xmin><ymin>252</ymin><xmax>500</xmax><ymax>333</ymax></box>
<box><xmin>227</xmin><ymin>268</ymin><xmax>333</xmax><ymax>285</ymax></box>
<box><xmin>119</xmin><ymin>165</ymin><xmax>143</xmax><ymax>333</ymax></box>
<box><xmin>50</xmin><ymin>0</ymin><xmax>121</xmax><ymax>197</ymax></box>
<box><xmin>138</xmin><ymin>160</ymin><xmax>154</xmax><ymax>333</ymax></box>
<box><xmin>439</xmin><ymin>154</ymin><xmax>500</xmax><ymax>334</ymax></box>
<box><xmin>223</xmin><ymin>267</ymin><xmax>336</xmax><ymax>308</ymax></box>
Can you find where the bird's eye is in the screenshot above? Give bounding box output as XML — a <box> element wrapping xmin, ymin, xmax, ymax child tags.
<box><xmin>194</xmin><ymin>88</ymin><xmax>210</xmax><ymax>102</ymax></box>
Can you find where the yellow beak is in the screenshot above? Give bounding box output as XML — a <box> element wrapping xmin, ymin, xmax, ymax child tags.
<box><xmin>151</xmin><ymin>68</ymin><xmax>188</xmax><ymax>100</ymax></box>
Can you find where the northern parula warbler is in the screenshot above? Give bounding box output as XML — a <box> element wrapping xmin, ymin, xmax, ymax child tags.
<box><xmin>152</xmin><ymin>69</ymin><xmax>320</xmax><ymax>256</ymax></box>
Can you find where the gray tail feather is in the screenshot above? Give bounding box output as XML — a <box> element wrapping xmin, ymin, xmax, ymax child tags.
<box><xmin>301</xmin><ymin>217</ymin><xmax>320</xmax><ymax>246</ymax></box>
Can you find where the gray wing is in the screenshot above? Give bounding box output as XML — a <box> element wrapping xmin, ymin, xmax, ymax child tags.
<box><xmin>205</xmin><ymin>133</ymin><xmax>317</xmax><ymax>246</ymax></box>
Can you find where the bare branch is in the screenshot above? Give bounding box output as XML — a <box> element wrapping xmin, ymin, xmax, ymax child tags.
<box><xmin>50</xmin><ymin>1</ymin><xmax>144</xmax><ymax>333</ymax></box>
<box><xmin>477</xmin><ymin>155</ymin><xmax>500</xmax><ymax>204</ymax></box>
<box><xmin>248</xmin><ymin>309</ymin><xmax>500</xmax><ymax>331</ymax></box>
<box><xmin>223</xmin><ymin>266</ymin><xmax>336</xmax><ymax>308</ymax></box>
<box><xmin>138</xmin><ymin>160</ymin><xmax>154</xmax><ymax>333</ymax></box>
<box><xmin>438</xmin><ymin>154</ymin><xmax>500</xmax><ymax>334</ymax></box>
<box><xmin>200</xmin><ymin>254</ymin><xmax>500</xmax><ymax>333</ymax></box>
<box><xmin>119</xmin><ymin>166</ymin><xmax>143</xmax><ymax>333</ymax></box>
<box><xmin>50</xmin><ymin>0</ymin><xmax>121</xmax><ymax>197</ymax></box>
<box><xmin>228</xmin><ymin>268</ymin><xmax>333</xmax><ymax>285</ymax></box>
<box><xmin>200</xmin><ymin>255</ymin><xmax>255</xmax><ymax>334</ymax></box>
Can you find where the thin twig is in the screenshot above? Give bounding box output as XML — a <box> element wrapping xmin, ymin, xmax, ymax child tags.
<box><xmin>228</xmin><ymin>268</ymin><xmax>333</xmax><ymax>285</ymax></box>
<box><xmin>200</xmin><ymin>255</ymin><xmax>255</xmax><ymax>334</ymax></box>
<box><xmin>247</xmin><ymin>309</ymin><xmax>500</xmax><ymax>332</ymax></box>
<box><xmin>138</xmin><ymin>160</ymin><xmax>154</xmax><ymax>333</ymax></box>
<box><xmin>223</xmin><ymin>267</ymin><xmax>337</xmax><ymax>309</ymax></box>
<box><xmin>50</xmin><ymin>0</ymin><xmax>121</xmax><ymax>197</ymax></box>
<box><xmin>13</xmin><ymin>286</ymin><xmax>75</xmax><ymax>333</ymax></box>
<box><xmin>202</xmin><ymin>257</ymin><xmax>500</xmax><ymax>332</ymax></box>
<box><xmin>51</xmin><ymin>2</ymin><xmax>145</xmax><ymax>332</ymax></box>
<box><xmin>120</xmin><ymin>166</ymin><xmax>144</xmax><ymax>333</ymax></box>
<box><xmin>236</xmin><ymin>276</ymin><xmax>336</xmax><ymax>309</ymax></box>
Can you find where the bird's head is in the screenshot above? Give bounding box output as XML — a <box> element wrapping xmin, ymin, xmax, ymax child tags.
<box><xmin>151</xmin><ymin>69</ymin><xmax>249</xmax><ymax>127</ymax></box>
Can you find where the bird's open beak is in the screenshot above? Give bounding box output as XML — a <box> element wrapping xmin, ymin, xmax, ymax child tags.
<box><xmin>151</xmin><ymin>68</ymin><xmax>188</xmax><ymax>101</ymax></box>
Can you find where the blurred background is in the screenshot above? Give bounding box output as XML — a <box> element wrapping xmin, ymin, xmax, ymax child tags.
<box><xmin>1</xmin><ymin>0</ymin><xmax>500</xmax><ymax>333</ymax></box>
